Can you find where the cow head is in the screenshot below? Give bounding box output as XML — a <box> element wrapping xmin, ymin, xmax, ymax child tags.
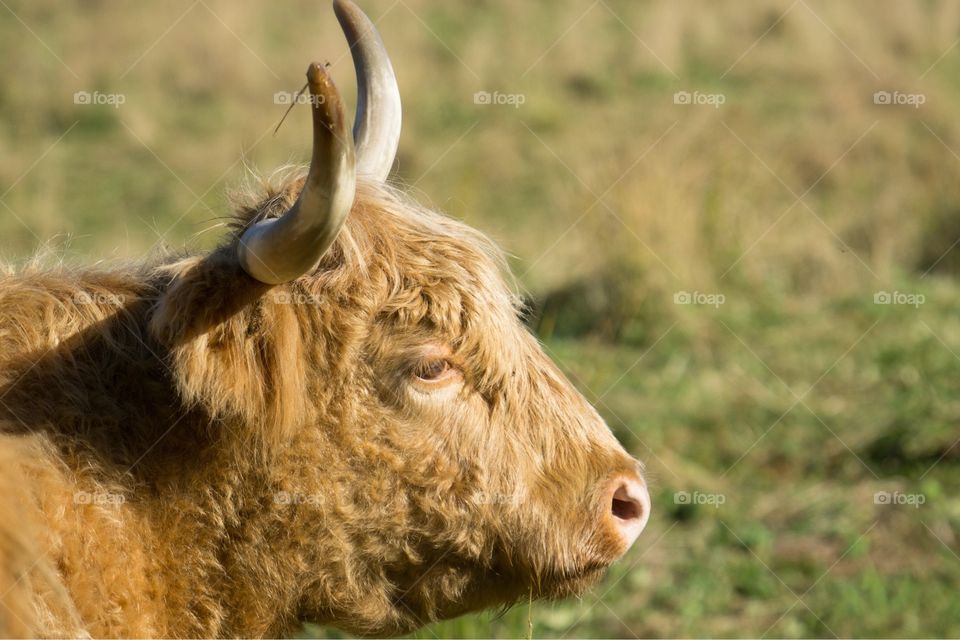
<box><xmin>149</xmin><ymin>1</ymin><xmax>649</xmax><ymax>635</ymax></box>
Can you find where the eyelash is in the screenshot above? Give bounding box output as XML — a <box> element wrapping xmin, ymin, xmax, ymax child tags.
<box><xmin>414</xmin><ymin>358</ymin><xmax>451</xmax><ymax>381</ymax></box>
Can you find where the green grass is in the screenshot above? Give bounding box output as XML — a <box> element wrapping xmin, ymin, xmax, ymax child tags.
<box><xmin>512</xmin><ymin>284</ymin><xmax>960</xmax><ymax>638</ymax></box>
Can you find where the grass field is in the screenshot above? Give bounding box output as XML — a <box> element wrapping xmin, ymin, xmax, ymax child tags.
<box><xmin>2</xmin><ymin>0</ymin><xmax>960</xmax><ymax>637</ymax></box>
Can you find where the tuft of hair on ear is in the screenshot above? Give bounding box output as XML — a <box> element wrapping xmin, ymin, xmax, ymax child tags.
<box><xmin>148</xmin><ymin>248</ymin><xmax>308</xmax><ymax>458</ymax></box>
<box><xmin>226</xmin><ymin>165</ymin><xmax>306</xmax><ymax>235</ymax></box>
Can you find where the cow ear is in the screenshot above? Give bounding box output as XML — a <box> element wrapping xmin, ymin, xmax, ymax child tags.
<box><xmin>149</xmin><ymin>251</ymin><xmax>307</xmax><ymax>452</ymax></box>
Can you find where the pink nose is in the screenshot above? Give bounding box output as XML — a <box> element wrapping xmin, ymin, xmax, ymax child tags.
<box><xmin>606</xmin><ymin>475</ymin><xmax>650</xmax><ymax>550</ymax></box>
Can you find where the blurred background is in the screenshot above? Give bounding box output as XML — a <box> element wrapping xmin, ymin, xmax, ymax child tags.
<box><xmin>2</xmin><ymin>0</ymin><xmax>960</xmax><ymax>637</ymax></box>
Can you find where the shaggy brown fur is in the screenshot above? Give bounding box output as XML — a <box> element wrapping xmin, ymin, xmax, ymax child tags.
<box><xmin>0</xmin><ymin>176</ymin><xmax>644</xmax><ymax>637</ymax></box>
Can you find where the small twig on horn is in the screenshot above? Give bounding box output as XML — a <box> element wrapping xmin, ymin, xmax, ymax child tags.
<box><xmin>273</xmin><ymin>81</ymin><xmax>309</xmax><ymax>136</ymax></box>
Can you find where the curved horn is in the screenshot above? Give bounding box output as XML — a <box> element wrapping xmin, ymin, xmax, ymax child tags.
<box><xmin>334</xmin><ymin>0</ymin><xmax>402</xmax><ymax>181</ymax></box>
<box><xmin>238</xmin><ymin>63</ymin><xmax>356</xmax><ymax>284</ymax></box>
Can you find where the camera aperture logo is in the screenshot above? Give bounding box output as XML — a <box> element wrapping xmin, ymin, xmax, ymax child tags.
<box><xmin>74</xmin><ymin>491</ymin><xmax>125</xmax><ymax>506</ymax></box>
<box><xmin>673</xmin><ymin>90</ymin><xmax>725</xmax><ymax>109</ymax></box>
<box><xmin>271</xmin><ymin>291</ymin><xmax>322</xmax><ymax>306</ymax></box>
<box><xmin>74</xmin><ymin>91</ymin><xmax>126</xmax><ymax>108</ymax></box>
<box><xmin>674</xmin><ymin>490</ymin><xmax>725</xmax><ymax>508</ymax></box>
<box><xmin>73</xmin><ymin>291</ymin><xmax>126</xmax><ymax>306</ymax></box>
<box><xmin>674</xmin><ymin>290</ymin><xmax>725</xmax><ymax>308</ymax></box>
<box><xmin>274</xmin><ymin>91</ymin><xmax>326</xmax><ymax>106</ymax></box>
<box><xmin>873</xmin><ymin>90</ymin><xmax>925</xmax><ymax>108</ymax></box>
<box><xmin>874</xmin><ymin>491</ymin><xmax>925</xmax><ymax>508</ymax></box>
<box><xmin>274</xmin><ymin>491</ymin><xmax>325</xmax><ymax>506</ymax></box>
<box><xmin>874</xmin><ymin>290</ymin><xmax>924</xmax><ymax>308</ymax></box>
<box><xmin>476</xmin><ymin>491</ymin><xmax>520</xmax><ymax>506</ymax></box>
<box><xmin>473</xmin><ymin>90</ymin><xmax>526</xmax><ymax>108</ymax></box>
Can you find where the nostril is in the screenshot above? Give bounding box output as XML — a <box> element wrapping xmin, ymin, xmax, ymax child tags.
<box><xmin>611</xmin><ymin>484</ymin><xmax>642</xmax><ymax>521</ymax></box>
<box><xmin>604</xmin><ymin>476</ymin><xmax>650</xmax><ymax>551</ymax></box>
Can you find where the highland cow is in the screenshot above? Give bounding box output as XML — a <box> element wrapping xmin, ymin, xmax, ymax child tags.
<box><xmin>0</xmin><ymin>1</ymin><xmax>650</xmax><ymax>636</ymax></box>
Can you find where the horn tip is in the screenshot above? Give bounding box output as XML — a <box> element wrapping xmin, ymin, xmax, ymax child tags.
<box><xmin>332</xmin><ymin>0</ymin><xmax>359</xmax><ymax>20</ymax></box>
<box><xmin>333</xmin><ymin>0</ymin><xmax>372</xmax><ymax>35</ymax></box>
<box><xmin>305</xmin><ymin>62</ymin><xmax>340</xmax><ymax>105</ymax></box>
<box><xmin>305</xmin><ymin>61</ymin><xmax>330</xmax><ymax>84</ymax></box>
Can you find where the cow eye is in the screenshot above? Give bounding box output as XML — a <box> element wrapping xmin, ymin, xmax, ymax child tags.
<box><xmin>414</xmin><ymin>358</ymin><xmax>452</xmax><ymax>382</ymax></box>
